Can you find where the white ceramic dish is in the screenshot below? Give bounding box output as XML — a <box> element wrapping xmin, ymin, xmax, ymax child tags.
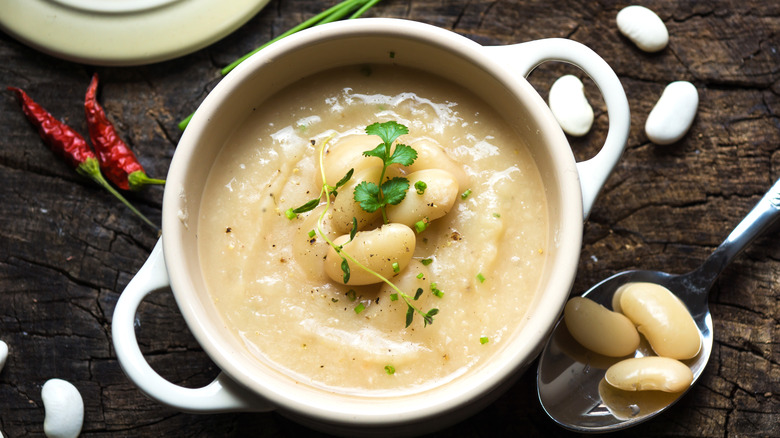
<box><xmin>111</xmin><ymin>18</ymin><xmax>630</xmax><ymax>436</ymax></box>
<box><xmin>0</xmin><ymin>0</ymin><xmax>269</xmax><ymax>66</ymax></box>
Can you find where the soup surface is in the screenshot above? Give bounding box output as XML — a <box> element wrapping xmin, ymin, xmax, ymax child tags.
<box><xmin>198</xmin><ymin>64</ymin><xmax>548</xmax><ymax>394</ymax></box>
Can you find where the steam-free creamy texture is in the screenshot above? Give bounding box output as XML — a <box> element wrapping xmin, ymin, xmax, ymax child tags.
<box><xmin>198</xmin><ymin>65</ymin><xmax>548</xmax><ymax>393</ymax></box>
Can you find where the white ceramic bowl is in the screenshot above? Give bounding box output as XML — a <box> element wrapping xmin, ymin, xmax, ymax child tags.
<box><xmin>112</xmin><ymin>18</ymin><xmax>629</xmax><ymax>436</ymax></box>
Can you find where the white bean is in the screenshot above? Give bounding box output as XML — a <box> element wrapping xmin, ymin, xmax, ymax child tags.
<box><xmin>548</xmin><ymin>75</ymin><xmax>594</xmax><ymax>137</ymax></box>
<box><xmin>0</xmin><ymin>340</ymin><xmax>7</xmax><ymax>373</ymax></box>
<box><xmin>406</xmin><ymin>139</ymin><xmax>469</xmax><ymax>190</ymax></box>
<box><xmin>324</xmin><ymin>223</ymin><xmax>416</xmax><ymax>285</ymax></box>
<box><xmin>42</xmin><ymin>378</ymin><xmax>84</xmax><ymax>438</ymax></box>
<box><xmin>616</xmin><ymin>5</ymin><xmax>669</xmax><ymax>52</ymax></box>
<box><xmin>322</xmin><ymin>135</ymin><xmax>384</xmax><ymax>187</ymax></box>
<box><xmin>644</xmin><ymin>81</ymin><xmax>699</xmax><ymax>145</ymax></box>
<box><xmin>564</xmin><ymin>297</ymin><xmax>640</xmax><ymax>357</ymax></box>
<box><xmin>292</xmin><ymin>205</ymin><xmax>338</xmax><ymax>282</ymax></box>
<box><xmin>605</xmin><ymin>356</ymin><xmax>693</xmax><ymax>392</ymax></box>
<box><xmin>330</xmin><ymin>166</ymin><xmax>384</xmax><ymax>234</ymax></box>
<box><xmin>386</xmin><ymin>169</ymin><xmax>459</xmax><ymax>228</ymax></box>
<box><xmin>364</xmin><ymin>260</ymin><xmax>435</xmax><ymax>325</ymax></box>
<box><xmin>619</xmin><ymin>282</ymin><xmax>701</xmax><ymax>360</ymax></box>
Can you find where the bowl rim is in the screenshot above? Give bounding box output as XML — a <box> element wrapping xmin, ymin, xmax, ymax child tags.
<box><xmin>162</xmin><ymin>17</ymin><xmax>583</xmax><ymax>427</ymax></box>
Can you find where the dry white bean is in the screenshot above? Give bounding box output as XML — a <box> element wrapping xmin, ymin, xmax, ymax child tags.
<box><xmin>0</xmin><ymin>340</ymin><xmax>7</xmax><ymax>373</ymax></box>
<box><xmin>619</xmin><ymin>282</ymin><xmax>701</xmax><ymax>360</ymax></box>
<box><xmin>322</xmin><ymin>135</ymin><xmax>384</xmax><ymax>186</ymax></box>
<box><xmin>605</xmin><ymin>356</ymin><xmax>693</xmax><ymax>392</ymax></box>
<box><xmin>386</xmin><ymin>169</ymin><xmax>459</xmax><ymax>227</ymax></box>
<box><xmin>42</xmin><ymin>378</ymin><xmax>84</xmax><ymax>438</ymax></box>
<box><xmin>616</xmin><ymin>5</ymin><xmax>669</xmax><ymax>52</ymax></box>
<box><xmin>564</xmin><ymin>297</ymin><xmax>640</xmax><ymax>357</ymax></box>
<box><xmin>324</xmin><ymin>223</ymin><xmax>415</xmax><ymax>285</ymax></box>
<box><xmin>406</xmin><ymin>139</ymin><xmax>469</xmax><ymax>190</ymax></box>
<box><xmin>548</xmin><ymin>75</ymin><xmax>594</xmax><ymax>137</ymax></box>
<box><xmin>645</xmin><ymin>81</ymin><xmax>698</xmax><ymax>145</ymax></box>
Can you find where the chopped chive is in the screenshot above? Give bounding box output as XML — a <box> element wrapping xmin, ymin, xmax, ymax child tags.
<box><xmin>492</xmin><ymin>212</ymin><xmax>501</xmax><ymax>218</ymax></box>
<box><xmin>461</xmin><ymin>189</ymin><xmax>472</xmax><ymax>199</ymax></box>
<box><xmin>392</xmin><ymin>262</ymin><xmax>400</xmax><ymax>273</ymax></box>
<box><xmin>385</xmin><ymin>365</ymin><xmax>395</xmax><ymax>375</ymax></box>
<box><xmin>420</xmin><ymin>258</ymin><xmax>433</xmax><ymax>266</ymax></box>
<box><xmin>354</xmin><ymin>302</ymin><xmax>366</xmax><ymax>314</ymax></box>
<box><xmin>284</xmin><ymin>208</ymin><xmax>297</xmax><ymax>220</ymax></box>
<box><xmin>346</xmin><ymin>289</ymin><xmax>357</xmax><ymax>301</ymax></box>
<box><xmin>476</xmin><ymin>273</ymin><xmax>486</xmax><ymax>283</ymax></box>
<box><xmin>431</xmin><ymin>283</ymin><xmax>444</xmax><ymax>298</ymax></box>
<box><xmin>307</xmin><ymin>229</ymin><xmax>316</xmax><ymax>238</ymax></box>
<box><xmin>414</xmin><ymin>219</ymin><xmax>428</xmax><ymax>233</ymax></box>
<box><xmin>414</xmin><ymin>180</ymin><xmax>427</xmax><ymax>194</ymax></box>
<box><xmin>390</xmin><ymin>293</ymin><xmax>399</xmax><ymax>301</ymax></box>
<box><xmin>416</xmin><ymin>272</ymin><xmax>424</xmax><ymax>279</ymax></box>
<box><xmin>480</xmin><ymin>336</ymin><xmax>489</xmax><ymax>344</ymax></box>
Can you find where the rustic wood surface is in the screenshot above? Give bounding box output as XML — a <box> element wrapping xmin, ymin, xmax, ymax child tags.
<box><xmin>1</xmin><ymin>0</ymin><xmax>778</xmax><ymax>436</ymax></box>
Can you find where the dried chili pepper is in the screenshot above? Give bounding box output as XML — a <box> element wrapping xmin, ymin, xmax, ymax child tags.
<box><xmin>84</xmin><ymin>73</ymin><xmax>165</xmax><ymax>191</ymax></box>
<box><xmin>8</xmin><ymin>86</ymin><xmax>158</xmax><ymax>230</ymax></box>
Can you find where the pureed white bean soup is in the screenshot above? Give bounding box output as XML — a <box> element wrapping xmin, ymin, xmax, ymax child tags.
<box><xmin>198</xmin><ymin>64</ymin><xmax>548</xmax><ymax>394</ymax></box>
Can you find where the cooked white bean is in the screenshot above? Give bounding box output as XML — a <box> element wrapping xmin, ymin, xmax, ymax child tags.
<box><xmin>362</xmin><ymin>260</ymin><xmax>434</xmax><ymax>324</ymax></box>
<box><xmin>619</xmin><ymin>282</ymin><xmax>701</xmax><ymax>359</ymax></box>
<box><xmin>322</xmin><ymin>134</ymin><xmax>384</xmax><ymax>186</ymax></box>
<box><xmin>616</xmin><ymin>5</ymin><xmax>669</xmax><ymax>52</ymax></box>
<box><xmin>548</xmin><ymin>75</ymin><xmax>594</xmax><ymax>137</ymax></box>
<box><xmin>292</xmin><ymin>205</ymin><xmax>339</xmax><ymax>282</ymax></box>
<box><xmin>42</xmin><ymin>378</ymin><xmax>84</xmax><ymax>438</ymax></box>
<box><xmin>0</xmin><ymin>340</ymin><xmax>7</xmax><ymax>373</ymax></box>
<box><xmin>564</xmin><ymin>296</ymin><xmax>640</xmax><ymax>357</ymax></box>
<box><xmin>645</xmin><ymin>81</ymin><xmax>698</xmax><ymax>145</ymax></box>
<box><xmin>324</xmin><ymin>223</ymin><xmax>415</xmax><ymax>285</ymax></box>
<box><xmin>406</xmin><ymin>139</ymin><xmax>469</xmax><ymax>190</ymax></box>
<box><xmin>605</xmin><ymin>356</ymin><xmax>693</xmax><ymax>392</ymax></box>
<box><xmin>330</xmin><ymin>166</ymin><xmax>384</xmax><ymax>234</ymax></box>
<box><xmin>386</xmin><ymin>169</ymin><xmax>459</xmax><ymax>228</ymax></box>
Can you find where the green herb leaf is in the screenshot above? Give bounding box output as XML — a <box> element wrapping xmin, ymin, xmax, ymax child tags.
<box><xmin>420</xmin><ymin>258</ymin><xmax>433</xmax><ymax>266</ymax></box>
<box><xmin>380</xmin><ymin>177</ymin><xmax>409</xmax><ymax>205</ymax></box>
<box><xmin>346</xmin><ymin>289</ymin><xmax>357</xmax><ymax>301</ymax></box>
<box><xmin>341</xmin><ymin>258</ymin><xmax>350</xmax><ymax>283</ymax></box>
<box><xmin>386</xmin><ymin>143</ymin><xmax>417</xmax><ymax>167</ymax></box>
<box><xmin>353</xmin><ymin>181</ymin><xmax>382</xmax><ymax>212</ymax></box>
<box><xmin>332</xmin><ymin>168</ymin><xmax>354</xmax><ymax>194</ymax></box>
<box><xmin>292</xmin><ymin>198</ymin><xmax>320</xmax><ymax>214</ymax></box>
<box><xmin>365</xmin><ymin>121</ymin><xmax>409</xmax><ymax>146</ymax></box>
<box><xmin>405</xmin><ymin>306</ymin><xmax>414</xmax><ymax>327</ymax></box>
<box><xmin>349</xmin><ymin>217</ymin><xmax>358</xmax><ymax>242</ymax></box>
<box><xmin>390</xmin><ymin>293</ymin><xmax>399</xmax><ymax>301</ymax></box>
<box><xmin>414</xmin><ymin>288</ymin><xmax>423</xmax><ymax>300</ymax></box>
<box><xmin>362</xmin><ymin>143</ymin><xmax>388</xmax><ymax>160</ymax></box>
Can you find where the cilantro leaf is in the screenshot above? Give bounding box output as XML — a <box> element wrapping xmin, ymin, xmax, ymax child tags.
<box><xmin>381</xmin><ymin>177</ymin><xmax>410</xmax><ymax>206</ymax></box>
<box><xmin>362</xmin><ymin>143</ymin><xmax>387</xmax><ymax>160</ymax></box>
<box><xmin>365</xmin><ymin>121</ymin><xmax>408</xmax><ymax>146</ymax></box>
<box><xmin>386</xmin><ymin>143</ymin><xmax>417</xmax><ymax>167</ymax></box>
<box><xmin>353</xmin><ymin>181</ymin><xmax>382</xmax><ymax>212</ymax></box>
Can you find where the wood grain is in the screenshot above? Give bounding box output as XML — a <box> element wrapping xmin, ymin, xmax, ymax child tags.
<box><xmin>1</xmin><ymin>0</ymin><xmax>778</xmax><ymax>436</ymax></box>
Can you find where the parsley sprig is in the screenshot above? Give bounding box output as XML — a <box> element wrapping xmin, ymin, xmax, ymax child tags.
<box><xmin>354</xmin><ymin>121</ymin><xmax>417</xmax><ymax>223</ymax></box>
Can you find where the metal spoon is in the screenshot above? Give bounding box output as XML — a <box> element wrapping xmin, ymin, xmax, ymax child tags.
<box><xmin>537</xmin><ymin>177</ymin><xmax>780</xmax><ymax>432</ymax></box>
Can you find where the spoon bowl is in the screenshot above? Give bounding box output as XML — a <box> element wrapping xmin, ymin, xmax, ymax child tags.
<box><xmin>537</xmin><ymin>177</ymin><xmax>780</xmax><ymax>432</ymax></box>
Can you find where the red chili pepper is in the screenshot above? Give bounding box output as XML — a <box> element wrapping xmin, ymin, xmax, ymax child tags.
<box><xmin>84</xmin><ymin>73</ymin><xmax>165</xmax><ymax>191</ymax></box>
<box><xmin>8</xmin><ymin>86</ymin><xmax>158</xmax><ymax>230</ymax></box>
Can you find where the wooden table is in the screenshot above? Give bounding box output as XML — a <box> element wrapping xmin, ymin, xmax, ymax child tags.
<box><xmin>1</xmin><ymin>1</ymin><xmax>778</xmax><ymax>436</ymax></box>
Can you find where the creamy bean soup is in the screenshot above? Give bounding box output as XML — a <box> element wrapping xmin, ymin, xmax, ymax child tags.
<box><xmin>198</xmin><ymin>65</ymin><xmax>548</xmax><ymax>393</ymax></box>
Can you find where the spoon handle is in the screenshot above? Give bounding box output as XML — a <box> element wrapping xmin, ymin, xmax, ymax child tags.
<box><xmin>683</xmin><ymin>178</ymin><xmax>780</xmax><ymax>297</ymax></box>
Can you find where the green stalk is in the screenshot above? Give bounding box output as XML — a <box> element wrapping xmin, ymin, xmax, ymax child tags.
<box><xmin>77</xmin><ymin>158</ymin><xmax>159</xmax><ymax>231</ymax></box>
<box><xmin>177</xmin><ymin>0</ymin><xmax>382</xmax><ymax>131</ymax></box>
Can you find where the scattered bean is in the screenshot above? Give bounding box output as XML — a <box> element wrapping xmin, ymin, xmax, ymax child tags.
<box><xmin>564</xmin><ymin>296</ymin><xmax>640</xmax><ymax>357</ymax></box>
<box><xmin>644</xmin><ymin>81</ymin><xmax>698</xmax><ymax>145</ymax></box>
<box><xmin>324</xmin><ymin>223</ymin><xmax>416</xmax><ymax>285</ymax></box>
<box><xmin>605</xmin><ymin>356</ymin><xmax>693</xmax><ymax>392</ymax></box>
<box><xmin>548</xmin><ymin>75</ymin><xmax>594</xmax><ymax>137</ymax></box>
<box><xmin>406</xmin><ymin>139</ymin><xmax>469</xmax><ymax>190</ymax></box>
<box><xmin>330</xmin><ymin>166</ymin><xmax>384</xmax><ymax>233</ymax></box>
<box><xmin>616</xmin><ymin>5</ymin><xmax>669</xmax><ymax>52</ymax></box>
<box><xmin>619</xmin><ymin>282</ymin><xmax>701</xmax><ymax>360</ymax></box>
<box><xmin>0</xmin><ymin>340</ymin><xmax>7</xmax><ymax>373</ymax></box>
<box><xmin>322</xmin><ymin>135</ymin><xmax>384</xmax><ymax>186</ymax></box>
<box><xmin>42</xmin><ymin>378</ymin><xmax>84</xmax><ymax>438</ymax></box>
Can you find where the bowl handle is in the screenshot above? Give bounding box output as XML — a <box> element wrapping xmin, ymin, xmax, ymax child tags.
<box><xmin>111</xmin><ymin>239</ymin><xmax>274</xmax><ymax>413</ymax></box>
<box><xmin>482</xmin><ymin>39</ymin><xmax>630</xmax><ymax>219</ymax></box>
